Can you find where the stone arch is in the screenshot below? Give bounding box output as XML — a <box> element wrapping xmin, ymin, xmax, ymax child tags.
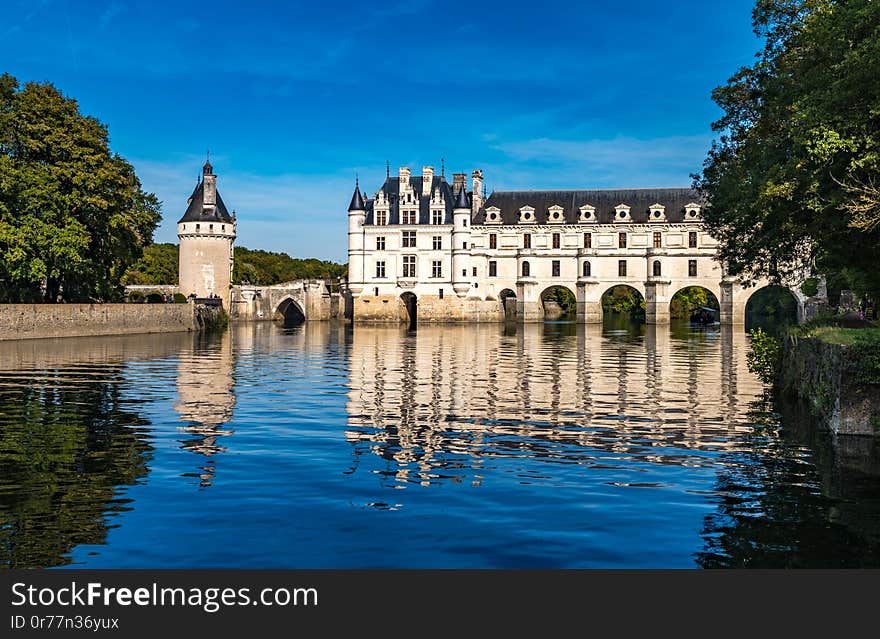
<box><xmin>400</xmin><ymin>291</ymin><xmax>418</xmax><ymax>328</ymax></box>
<box><xmin>742</xmin><ymin>284</ymin><xmax>801</xmax><ymax>331</ymax></box>
<box><xmin>274</xmin><ymin>297</ymin><xmax>306</xmax><ymax>326</ymax></box>
<box><xmin>540</xmin><ymin>285</ymin><xmax>577</xmax><ymax>320</ymax></box>
<box><xmin>499</xmin><ymin>288</ymin><xmax>517</xmax><ymax>320</ymax></box>
<box><xmin>668</xmin><ymin>284</ymin><xmax>721</xmax><ymax>324</ymax></box>
<box><xmin>600</xmin><ymin>284</ymin><xmax>646</xmax><ymax>323</ymax></box>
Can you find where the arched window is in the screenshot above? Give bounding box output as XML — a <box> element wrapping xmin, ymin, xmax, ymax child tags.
<box><xmin>522</xmin><ymin>261</ymin><xmax>530</xmax><ymax>277</ymax></box>
<box><xmin>653</xmin><ymin>260</ymin><xmax>662</xmax><ymax>277</ymax></box>
<box><xmin>583</xmin><ymin>261</ymin><xmax>591</xmax><ymax>277</ymax></box>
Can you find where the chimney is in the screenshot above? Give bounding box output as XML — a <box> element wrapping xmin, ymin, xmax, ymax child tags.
<box><xmin>453</xmin><ymin>172</ymin><xmax>467</xmax><ymax>193</ymax></box>
<box><xmin>398</xmin><ymin>166</ymin><xmax>411</xmax><ymax>192</ymax></box>
<box><xmin>471</xmin><ymin>169</ymin><xmax>483</xmax><ymax>212</ymax></box>
<box><xmin>422</xmin><ymin>166</ymin><xmax>434</xmax><ymax>196</ymax></box>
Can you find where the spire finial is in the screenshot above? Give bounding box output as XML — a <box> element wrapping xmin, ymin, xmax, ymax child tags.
<box><xmin>441</xmin><ymin>157</ymin><xmax>445</xmax><ymax>178</ymax></box>
<box><xmin>385</xmin><ymin>160</ymin><xmax>390</xmax><ymax>179</ymax></box>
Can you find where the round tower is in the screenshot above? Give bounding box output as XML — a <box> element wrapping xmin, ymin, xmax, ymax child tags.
<box><xmin>177</xmin><ymin>160</ymin><xmax>237</xmax><ymax>309</ymax></box>
<box><xmin>451</xmin><ymin>184</ymin><xmax>471</xmax><ymax>297</ymax></box>
<box><xmin>347</xmin><ymin>178</ymin><xmax>366</xmax><ymax>296</ymax></box>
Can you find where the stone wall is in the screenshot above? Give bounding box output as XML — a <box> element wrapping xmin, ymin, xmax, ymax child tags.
<box><xmin>353</xmin><ymin>293</ymin><xmax>505</xmax><ymax>323</ymax></box>
<box><xmin>779</xmin><ymin>336</ymin><xmax>880</xmax><ymax>436</ymax></box>
<box><xmin>0</xmin><ymin>303</ymin><xmax>201</xmax><ymax>341</ymax></box>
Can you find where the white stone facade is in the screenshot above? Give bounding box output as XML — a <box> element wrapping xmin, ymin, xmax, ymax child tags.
<box><xmin>347</xmin><ymin>166</ymin><xmax>812</xmax><ymax>325</ymax></box>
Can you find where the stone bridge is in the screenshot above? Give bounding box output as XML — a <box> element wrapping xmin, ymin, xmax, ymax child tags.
<box><xmin>229</xmin><ymin>280</ymin><xmax>344</xmax><ymax>323</ymax></box>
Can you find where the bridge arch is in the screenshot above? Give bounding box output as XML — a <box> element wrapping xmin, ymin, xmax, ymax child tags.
<box><xmin>400</xmin><ymin>291</ymin><xmax>417</xmax><ymax>328</ymax></box>
<box><xmin>540</xmin><ymin>285</ymin><xmax>577</xmax><ymax>320</ymax></box>
<box><xmin>274</xmin><ymin>297</ymin><xmax>306</xmax><ymax>326</ymax></box>
<box><xmin>742</xmin><ymin>284</ymin><xmax>801</xmax><ymax>331</ymax></box>
<box><xmin>668</xmin><ymin>285</ymin><xmax>721</xmax><ymax>324</ymax></box>
<box><xmin>499</xmin><ymin>288</ymin><xmax>517</xmax><ymax>320</ymax></box>
<box><xmin>600</xmin><ymin>284</ymin><xmax>646</xmax><ymax>323</ymax></box>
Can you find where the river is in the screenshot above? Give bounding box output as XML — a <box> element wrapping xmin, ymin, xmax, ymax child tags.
<box><xmin>1</xmin><ymin>320</ymin><xmax>878</xmax><ymax>568</ymax></box>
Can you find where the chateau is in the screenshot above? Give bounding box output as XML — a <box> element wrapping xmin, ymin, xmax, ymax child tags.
<box><xmin>346</xmin><ymin>166</ymin><xmax>799</xmax><ymax>325</ymax></box>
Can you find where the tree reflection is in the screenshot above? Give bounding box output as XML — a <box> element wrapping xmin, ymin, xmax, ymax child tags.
<box><xmin>696</xmin><ymin>398</ymin><xmax>880</xmax><ymax>568</ymax></box>
<box><xmin>0</xmin><ymin>365</ymin><xmax>152</xmax><ymax>568</ymax></box>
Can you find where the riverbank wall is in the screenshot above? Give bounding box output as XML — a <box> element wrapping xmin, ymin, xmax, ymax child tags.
<box><xmin>779</xmin><ymin>336</ymin><xmax>880</xmax><ymax>436</ymax></box>
<box><xmin>0</xmin><ymin>302</ymin><xmax>225</xmax><ymax>341</ymax></box>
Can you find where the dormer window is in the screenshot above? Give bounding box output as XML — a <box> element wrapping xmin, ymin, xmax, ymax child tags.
<box><xmin>578</xmin><ymin>205</ymin><xmax>596</xmax><ymax>223</ymax></box>
<box><xmin>685</xmin><ymin>203</ymin><xmax>702</xmax><ymax>220</ymax></box>
<box><xmin>548</xmin><ymin>205</ymin><xmax>565</xmax><ymax>223</ymax></box>
<box><xmin>402</xmin><ymin>210</ymin><xmax>417</xmax><ymax>225</ymax></box>
<box><xmin>519</xmin><ymin>206</ymin><xmax>536</xmax><ymax>224</ymax></box>
<box><xmin>431</xmin><ymin>209</ymin><xmax>443</xmax><ymax>225</ymax></box>
<box><xmin>614</xmin><ymin>204</ymin><xmax>632</xmax><ymax>222</ymax></box>
<box><xmin>649</xmin><ymin>204</ymin><xmax>666</xmax><ymax>222</ymax></box>
<box><xmin>376</xmin><ymin>210</ymin><xmax>388</xmax><ymax>226</ymax></box>
<box><xmin>484</xmin><ymin>206</ymin><xmax>502</xmax><ymax>224</ymax></box>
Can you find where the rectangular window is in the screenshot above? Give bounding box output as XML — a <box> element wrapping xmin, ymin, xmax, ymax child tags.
<box><xmin>552</xmin><ymin>233</ymin><xmax>560</xmax><ymax>249</ymax></box>
<box><xmin>439</xmin><ymin>289</ymin><xmax>444</xmax><ymax>299</ymax></box>
<box><xmin>432</xmin><ymin>210</ymin><xmax>443</xmax><ymax>225</ymax></box>
<box><xmin>376</xmin><ymin>236</ymin><xmax>386</xmax><ymax>251</ymax></box>
<box><xmin>689</xmin><ymin>231</ymin><xmax>698</xmax><ymax>248</ymax></box>
<box><xmin>432</xmin><ymin>235</ymin><xmax>442</xmax><ymax>250</ymax></box>
<box><xmin>402</xmin><ymin>210</ymin><xmax>416</xmax><ymax>225</ymax></box>
<box><xmin>463</xmin><ymin>241</ymin><xmax>468</xmax><ymax>249</ymax></box>
<box><xmin>472</xmin><ymin>267</ymin><xmax>477</xmax><ymax>277</ymax></box>
<box><xmin>432</xmin><ymin>260</ymin><xmax>442</xmax><ymax>278</ymax></box>
<box><xmin>489</xmin><ymin>260</ymin><xmax>497</xmax><ymax>277</ymax></box>
<box><xmin>619</xmin><ymin>232</ymin><xmax>627</xmax><ymax>249</ymax></box>
<box><xmin>584</xmin><ymin>233</ymin><xmax>592</xmax><ymax>249</ymax></box>
<box><xmin>489</xmin><ymin>234</ymin><xmax>497</xmax><ymax>249</ymax></box>
<box><xmin>376</xmin><ymin>210</ymin><xmax>387</xmax><ymax>226</ymax></box>
<box><xmin>403</xmin><ymin>255</ymin><xmax>416</xmax><ymax>278</ymax></box>
<box><xmin>689</xmin><ymin>259</ymin><xmax>697</xmax><ymax>277</ymax></box>
<box><xmin>552</xmin><ymin>260</ymin><xmax>560</xmax><ymax>277</ymax></box>
<box><xmin>402</xmin><ymin>231</ymin><xmax>416</xmax><ymax>248</ymax></box>
<box><xmin>375</xmin><ymin>261</ymin><xmax>386</xmax><ymax>278</ymax></box>
<box><xmin>523</xmin><ymin>233</ymin><xmax>531</xmax><ymax>249</ymax></box>
<box><xmin>618</xmin><ymin>260</ymin><xmax>627</xmax><ymax>277</ymax></box>
<box><xmin>462</xmin><ymin>269</ymin><xmax>467</xmax><ymax>277</ymax></box>
<box><xmin>653</xmin><ymin>231</ymin><xmax>661</xmax><ymax>248</ymax></box>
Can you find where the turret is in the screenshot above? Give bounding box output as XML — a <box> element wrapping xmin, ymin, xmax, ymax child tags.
<box><xmin>177</xmin><ymin>159</ymin><xmax>236</xmax><ymax>309</ymax></box>
<box><xmin>347</xmin><ymin>177</ymin><xmax>366</xmax><ymax>295</ymax></box>
<box><xmin>451</xmin><ymin>184</ymin><xmax>471</xmax><ymax>297</ymax></box>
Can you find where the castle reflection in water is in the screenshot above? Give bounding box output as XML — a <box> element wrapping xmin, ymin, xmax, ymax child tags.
<box><xmin>341</xmin><ymin>321</ymin><xmax>763</xmax><ymax>486</ymax></box>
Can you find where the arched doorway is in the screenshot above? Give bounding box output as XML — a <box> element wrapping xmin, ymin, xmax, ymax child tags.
<box><xmin>400</xmin><ymin>292</ymin><xmax>417</xmax><ymax>329</ymax></box>
<box><xmin>670</xmin><ymin>286</ymin><xmax>720</xmax><ymax>326</ymax></box>
<box><xmin>745</xmin><ymin>285</ymin><xmax>798</xmax><ymax>334</ymax></box>
<box><xmin>540</xmin><ymin>286</ymin><xmax>576</xmax><ymax>321</ymax></box>
<box><xmin>274</xmin><ymin>298</ymin><xmax>306</xmax><ymax>327</ymax></box>
<box><xmin>601</xmin><ymin>285</ymin><xmax>645</xmax><ymax>325</ymax></box>
<box><xmin>499</xmin><ymin>288</ymin><xmax>517</xmax><ymax>320</ymax></box>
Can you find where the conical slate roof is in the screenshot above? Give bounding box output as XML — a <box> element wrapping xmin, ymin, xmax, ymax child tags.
<box><xmin>454</xmin><ymin>184</ymin><xmax>470</xmax><ymax>210</ymax></box>
<box><xmin>348</xmin><ymin>181</ymin><xmax>365</xmax><ymax>211</ymax></box>
<box><xmin>177</xmin><ymin>180</ymin><xmax>234</xmax><ymax>224</ymax></box>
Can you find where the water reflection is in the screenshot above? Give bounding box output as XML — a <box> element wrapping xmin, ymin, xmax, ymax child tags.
<box><xmin>345</xmin><ymin>321</ymin><xmax>761</xmax><ymax>488</ymax></box>
<box><xmin>0</xmin><ymin>335</ymin><xmax>190</xmax><ymax>568</ymax></box>
<box><xmin>174</xmin><ymin>331</ymin><xmax>236</xmax><ymax>486</ymax></box>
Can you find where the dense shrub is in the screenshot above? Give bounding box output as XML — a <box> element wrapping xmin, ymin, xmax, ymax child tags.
<box><xmin>747</xmin><ymin>328</ymin><xmax>782</xmax><ymax>386</ymax></box>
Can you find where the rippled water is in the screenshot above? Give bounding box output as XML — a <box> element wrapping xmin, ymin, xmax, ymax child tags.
<box><xmin>1</xmin><ymin>320</ymin><xmax>878</xmax><ymax>568</ymax></box>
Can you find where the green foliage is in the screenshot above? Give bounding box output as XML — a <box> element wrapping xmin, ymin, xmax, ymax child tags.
<box><xmin>670</xmin><ymin>286</ymin><xmax>719</xmax><ymax>319</ymax></box>
<box><xmin>123</xmin><ymin>243</ymin><xmax>347</xmax><ymax>287</ymax></box>
<box><xmin>0</xmin><ymin>74</ymin><xmax>161</xmax><ymax>302</ymax></box>
<box><xmin>746</xmin><ymin>286</ymin><xmax>799</xmax><ymax>335</ymax></box>
<box><xmin>173</xmin><ymin>293</ymin><xmax>187</xmax><ymax>304</ymax></box>
<box><xmin>602</xmin><ymin>286</ymin><xmax>645</xmax><ymax>319</ymax></box>
<box><xmin>233</xmin><ymin>247</ymin><xmax>346</xmax><ymax>285</ymax></box>
<box><xmin>127</xmin><ymin>290</ymin><xmax>144</xmax><ymax>303</ymax></box>
<box><xmin>145</xmin><ymin>292</ymin><xmax>163</xmax><ymax>304</ymax></box>
<box><xmin>800</xmin><ymin>277</ymin><xmax>819</xmax><ymax>297</ymax></box>
<box><xmin>694</xmin><ymin>0</ymin><xmax>880</xmax><ymax>291</ymax></box>
<box><xmin>121</xmin><ymin>243</ymin><xmax>178</xmax><ymax>285</ymax></box>
<box><xmin>747</xmin><ymin>328</ymin><xmax>782</xmax><ymax>386</ymax></box>
<box><xmin>543</xmin><ymin>286</ymin><xmax>576</xmax><ymax>316</ymax></box>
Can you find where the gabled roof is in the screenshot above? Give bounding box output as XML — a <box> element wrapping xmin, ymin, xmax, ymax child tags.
<box><xmin>363</xmin><ymin>174</ymin><xmax>461</xmax><ymax>225</ymax></box>
<box><xmin>177</xmin><ymin>180</ymin><xmax>235</xmax><ymax>224</ymax></box>
<box><xmin>475</xmin><ymin>187</ymin><xmax>701</xmax><ymax>225</ymax></box>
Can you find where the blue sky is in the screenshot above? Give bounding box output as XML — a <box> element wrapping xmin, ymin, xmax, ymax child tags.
<box><xmin>2</xmin><ymin>0</ymin><xmax>760</xmax><ymax>262</ymax></box>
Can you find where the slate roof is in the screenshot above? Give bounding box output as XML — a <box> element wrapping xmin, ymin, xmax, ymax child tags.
<box><xmin>348</xmin><ymin>183</ymin><xmax>366</xmax><ymax>211</ymax></box>
<box><xmin>475</xmin><ymin>187</ymin><xmax>702</xmax><ymax>225</ymax></box>
<box><xmin>177</xmin><ymin>180</ymin><xmax>235</xmax><ymax>224</ymax></box>
<box><xmin>363</xmin><ymin>175</ymin><xmax>460</xmax><ymax>225</ymax></box>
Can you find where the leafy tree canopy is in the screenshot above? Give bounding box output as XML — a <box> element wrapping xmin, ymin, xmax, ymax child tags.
<box><xmin>0</xmin><ymin>74</ymin><xmax>161</xmax><ymax>302</ymax></box>
<box><xmin>694</xmin><ymin>0</ymin><xmax>880</xmax><ymax>292</ymax></box>
<box><xmin>122</xmin><ymin>242</ymin><xmax>347</xmax><ymax>286</ymax></box>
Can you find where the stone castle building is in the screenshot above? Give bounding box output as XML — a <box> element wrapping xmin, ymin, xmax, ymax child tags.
<box><xmin>346</xmin><ymin>166</ymin><xmax>809</xmax><ymax>325</ymax></box>
<box><xmin>177</xmin><ymin>160</ymin><xmax>237</xmax><ymax>309</ymax></box>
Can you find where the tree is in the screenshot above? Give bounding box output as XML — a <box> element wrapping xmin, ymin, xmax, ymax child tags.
<box><xmin>121</xmin><ymin>243</ymin><xmax>179</xmax><ymax>285</ymax></box>
<box><xmin>0</xmin><ymin>74</ymin><xmax>161</xmax><ymax>302</ymax></box>
<box><xmin>694</xmin><ymin>0</ymin><xmax>880</xmax><ymax>292</ymax></box>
